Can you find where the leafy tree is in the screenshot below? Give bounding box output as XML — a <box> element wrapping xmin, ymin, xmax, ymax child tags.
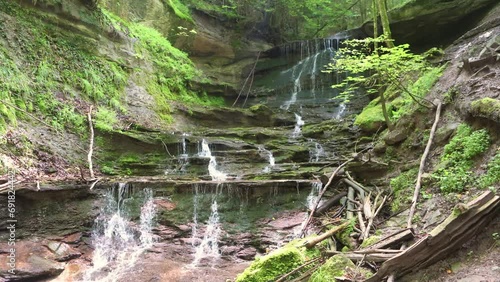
<box><xmin>326</xmin><ymin>37</ymin><xmax>430</xmax><ymax>130</ymax></box>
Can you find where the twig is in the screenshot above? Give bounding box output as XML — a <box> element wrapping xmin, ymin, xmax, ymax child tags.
<box><xmin>232</xmin><ymin>51</ymin><xmax>261</xmax><ymax>107</ymax></box>
<box><xmin>161</xmin><ymin>140</ymin><xmax>174</xmax><ymax>158</ymax></box>
<box><xmin>87</xmin><ymin>106</ymin><xmax>95</xmax><ymax>180</ymax></box>
<box><xmin>275</xmin><ymin>257</ymin><xmax>321</xmax><ymax>282</ymax></box>
<box><xmin>89</xmin><ymin>178</ymin><xmax>101</xmax><ymax>190</ymax></box>
<box><xmin>305</xmin><ymin>221</ymin><xmax>351</xmax><ymax>249</ymax></box>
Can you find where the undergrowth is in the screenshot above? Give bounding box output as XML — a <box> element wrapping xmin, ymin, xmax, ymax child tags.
<box><xmin>432</xmin><ymin>124</ymin><xmax>490</xmax><ymax>193</ymax></box>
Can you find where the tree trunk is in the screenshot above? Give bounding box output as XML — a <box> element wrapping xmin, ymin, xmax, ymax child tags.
<box><xmin>372</xmin><ymin>0</ymin><xmax>379</xmax><ymax>50</ymax></box>
<box><xmin>377</xmin><ymin>0</ymin><xmax>394</xmax><ymax>48</ymax></box>
<box><xmin>379</xmin><ymin>88</ymin><xmax>393</xmax><ymax>130</ymax></box>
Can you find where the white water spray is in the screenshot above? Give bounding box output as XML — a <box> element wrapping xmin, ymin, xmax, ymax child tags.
<box><xmin>192</xmin><ymin>199</ymin><xmax>221</xmax><ymax>266</ymax></box>
<box><xmin>258</xmin><ymin>145</ymin><xmax>275</xmax><ymax>173</ymax></box>
<box><xmin>199</xmin><ymin>139</ymin><xmax>227</xmax><ymax>181</ymax></box>
<box><xmin>335</xmin><ymin>103</ymin><xmax>346</xmax><ymax>119</ymax></box>
<box><xmin>83</xmin><ymin>184</ymin><xmax>156</xmax><ymax>282</ymax></box>
<box><xmin>309</xmin><ymin>140</ymin><xmax>325</xmax><ymax>163</ymax></box>
<box><xmin>292</xmin><ymin>113</ymin><xmax>305</xmax><ymax>138</ymax></box>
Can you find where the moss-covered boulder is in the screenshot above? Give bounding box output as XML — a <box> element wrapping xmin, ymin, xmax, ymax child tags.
<box><xmin>470</xmin><ymin>97</ymin><xmax>500</xmax><ymax>124</ymax></box>
<box><xmin>309</xmin><ymin>254</ymin><xmax>356</xmax><ymax>282</ymax></box>
<box><xmin>354</xmin><ymin>99</ymin><xmax>387</xmax><ymax>133</ymax></box>
<box><xmin>235</xmin><ymin>247</ymin><xmax>304</xmax><ymax>282</ymax></box>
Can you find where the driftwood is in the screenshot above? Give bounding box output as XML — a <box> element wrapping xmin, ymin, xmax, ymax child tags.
<box><xmin>314</xmin><ymin>192</ymin><xmax>348</xmax><ymax>216</ymax></box>
<box><xmin>365</xmin><ymin>191</ymin><xmax>500</xmax><ymax>282</ymax></box>
<box><xmin>305</xmin><ymin>221</ymin><xmax>351</xmax><ymax>249</ymax></box>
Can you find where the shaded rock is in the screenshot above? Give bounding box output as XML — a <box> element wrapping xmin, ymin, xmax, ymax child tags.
<box><xmin>469</xmin><ymin>97</ymin><xmax>500</xmax><ymax>123</ymax></box>
<box><xmin>62</xmin><ymin>232</ymin><xmax>82</xmax><ymax>244</ymax></box>
<box><xmin>384</xmin><ymin>127</ymin><xmax>411</xmax><ymax>145</ymax></box>
<box><xmin>46</xmin><ymin>241</ymin><xmax>81</xmax><ymax>262</ymax></box>
<box><xmin>221</xmin><ymin>246</ymin><xmax>243</xmax><ymax>256</ymax></box>
<box><xmin>154</xmin><ymin>198</ymin><xmax>176</xmax><ymax>211</ymax></box>
<box><xmin>435</xmin><ymin>122</ymin><xmax>460</xmax><ymax>145</ymax></box>
<box><xmin>267</xmin><ymin>212</ymin><xmax>305</xmax><ymax>230</ymax></box>
<box><xmin>236</xmin><ymin>247</ymin><xmax>257</xmax><ymax>260</ymax></box>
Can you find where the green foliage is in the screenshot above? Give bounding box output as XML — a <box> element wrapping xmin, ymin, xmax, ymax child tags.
<box><xmin>165</xmin><ymin>0</ymin><xmax>194</xmax><ymax>23</ymax></box>
<box><xmin>391</xmin><ymin>65</ymin><xmax>445</xmax><ymax>121</ymax></box>
<box><xmin>94</xmin><ymin>107</ymin><xmax>118</xmax><ymax>132</ymax></box>
<box><xmin>433</xmin><ymin>124</ymin><xmax>490</xmax><ymax>193</ymax></box>
<box><xmin>0</xmin><ymin>0</ymin><xmax>128</xmax><ymax>133</ymax></box>
<box><xmin>390</xmin><ymin>168</ymin><xmax>418</xmax><ymax>212</ymax></box>
<box><xmin>479</xmin><ymin>152</ymin><xmax>500</xmax><ymax>188</ymax></box>
<box><xmin>328</xmin><ymin>37</ymin><xmax>429</xmax><ymax>99</ymax></box>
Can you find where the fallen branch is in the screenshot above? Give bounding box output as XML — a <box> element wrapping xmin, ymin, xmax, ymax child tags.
<box><xmin>314</xmin><ymin>192</ymin><xmax>347</xmax><ymax>216</ymax></box>
<box><xmin>407</xmin><ymin>100</ymin><xmax>442</xmax><ymax>228</ymax></box>
<box><xmin>87</xmin><ymin>106</ymin><xmax>95</xmax><ymax>180</ymax></box>
<box><xmin>363</xmin><ymin>229</ymin><xmax>414</xmax><ymax>251</ymax></box>
<box><xmin>89</xmin><ymin>178</ymin><xmax>101</xmax><ymax>190</ymax></box>
<box><xmin>325</xmin><ymin>251</ymin><xmax>396</xmax><ymax>262</ymax></box>
<box><xmin>305</xmin><ymin>221</ymin><xmax>351</xmax><ymax>249</ymax></box>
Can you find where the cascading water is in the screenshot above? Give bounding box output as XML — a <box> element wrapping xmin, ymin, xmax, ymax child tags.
<box><xmin>83</xmin><ymin>184</ymin><xmax>156</xmax><ymax>282</ymax></box>
<box><xmin>258</xmin><ymin>145</ymin><xmax>275</xmax><ymax>173</ymax></box>
<box><xmin>292</xmin><ymin>113</ymin><xmax>305</xmax><ymax>138</ymax></box>
<box><xmin>178</xmin><ymin>133</ymin><xmax>190</xmax><ymax>172</ymax></box>
<box><xmin>309</xmin><ymin>140</ymin><xmax>325</xmax><ymax>162</ymax></box>
<box><xmin>192</xmin><ymin>199</ymin><xmax>221</xmax><ymax>266</ymax></box>
<box><xmin>198</xmin><ymin>139</ymin><xmax>227</xmax><ymax>181</ymax></box>
<box><xmin>306</xmin><ymin>182</ymin><xmax>323</xmax><ymax>210</ymax></box>
<box><xmin>334</xmin><ymin>103</ymin><xmax>346</xmax><ymax>119</ymax></box>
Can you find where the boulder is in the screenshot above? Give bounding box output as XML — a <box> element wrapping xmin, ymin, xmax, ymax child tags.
<box><xmin>46</xmin><ymin>241</ymin><xmax>81</xmax><ymax>262</ymax></box>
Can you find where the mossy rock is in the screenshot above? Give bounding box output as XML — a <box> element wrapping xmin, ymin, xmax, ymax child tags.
<box><xmin>309</xmin><ymin>254</ymin><xmax>356</xmax><ymax>282</ymax></box>
<box><xmin>354</xmin><ymin>99</ymin><xmax>387</xmax><ymax>133</ymax></box>
<box><xmin>235</xmin><ymin>245</ymin><xmax>304</xmax><ymax>282</ymax></box>
<box><xmin>470</xmin><ymin>98</ymin><xmax>500</xmax><ymax>124</ymax></box>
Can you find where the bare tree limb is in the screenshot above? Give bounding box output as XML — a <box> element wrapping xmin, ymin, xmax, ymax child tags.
<box><xmin>87</xmin><ymin>106</ymin><xmax>95</xmax><ymax>180</ymax></box>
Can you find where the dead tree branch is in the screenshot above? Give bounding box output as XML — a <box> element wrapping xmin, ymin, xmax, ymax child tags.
<box><xmin>87</xmin><ymin>105</ymin><xmax>95</xmax><ymax>180</ymax></box>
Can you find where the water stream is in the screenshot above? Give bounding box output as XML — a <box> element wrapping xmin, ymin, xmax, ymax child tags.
<box><xmin>258</xmin><ymin>145</ymin><xmax>276</xmax><ymax>173</ymax></box>
<box><xmin>199</xmin><ymin>139</ymin><xmax>227</xmax><ymax>181</ymax></box>
<box><xmin>292</xmin><ymin>113</ymin><xmax>305</xmax><ymax>138</ymax></box>
<box><xmin>83</xmin><ymin>183</ymin><xmax>156</xmax><ymax>282</ymax></box>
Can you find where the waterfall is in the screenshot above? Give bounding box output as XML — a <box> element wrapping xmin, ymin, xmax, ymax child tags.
<box><xmin>83</xmin><ymin>184</ymin><xmax>156</xmax><ymax>282</ymax></box>
<box><xmin>309</xmin><ymin>140</ymin><xmax>325</xmax><ymax>162</ymax></box>
<box><xmin>292</xmin><ymin>113</ymin><xmax>305</xmax><ymax>138</ymax></box>
<box><xmin>177</xmin><ymin>133</ymin><xmax>189</xmax><ymax>172</ymax></box>
<box><xmin>258</xmin><ymin>145</ymin><xmax>275</xmax><ymax>173</ymax></box>
<box><xmin>198</xmin><ymin>139</ymin><xmax>227</xmax><ymax>181</ymax></box>
<box><xmin>335</xmin><ymin>103</ymin><xmax>346</xmax><ymax>119</ymax></box>
<box><xmin>306</xmin><ymin>182</ymin><xmax>323</xmax><ymax>210</ymax></box>
<box><xmin>192</xmin><ymin>199</ymin><xmax>221</xmax><ymax>266</ymax></box>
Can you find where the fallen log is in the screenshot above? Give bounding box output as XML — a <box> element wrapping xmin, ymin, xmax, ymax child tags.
<box><xmin>364</xmin><ymin>229</ymin><xmax>414</xmax><ymax>250</ymax></box>
<box><xmin>364</xmin><ymin>191</ymin><xmax>500</xmax><ymax>282</ymax></box>
<box><xmin>305</xmin><ymin>221</ymin><xmax>351</xmax><ymax>249</ymax></box>
<box><xmin>314</xmin><ymin>192</ymin><xmax>347</xmax><ymax>216</ymax></box>
<box><xmin>325</xmin><ymin>251</ymin><xmax>396</xmax><ymax>262</ymax></box>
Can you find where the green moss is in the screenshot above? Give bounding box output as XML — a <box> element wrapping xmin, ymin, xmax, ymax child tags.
<box><xmin>432</xmin><ymin>124</ymin><xmax>490</xmax><ymax>193</ymax></box>
<box><xmin>94</xmin><ymin>107</ymin><xmax>118</xmax><ymax>132</ymax></box>
<box><xmin>334</xmin><ymin>219</ymin><xmax>355</xmax><ymax>250</ymax></box>
<box><xmin>354</xmin><ymin>97</ymin><xmax>386</xmax><ymax>132</ymax></box>
<box><xmin>165</xmin><ymin>0</ymin><xmax>194</xmax><ymax>23</ymax></box>
<box><xmin>309</xmin><ymin>254</ymin><xmax>356</xmax><ymax>282</ymax></box>
<box><xmin>470</xmin><ymin>97</ymin><xmax>500</xmax><ymax>123</ymax></box>
<box><xmin>390</xmin><ymin>168</ymin><xmax>418</xmax><ymax>213</ymax></box>
<box><xmin>235</xmin><ymin>245</ymin><xmax>304</xmax><ymax>282</ymax></box>
<box><xmin>360</xmin><ymin>235</ymin><xmax>381</xmax><ymax>248</ymax></box>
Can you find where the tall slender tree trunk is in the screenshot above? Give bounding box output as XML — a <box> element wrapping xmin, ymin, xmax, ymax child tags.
<box><xmin>379</xmin><ymin>88</ymin><xmax>393</xmax><ymax>130</ymax></box>
<box><xmin>376</xmin><ymin>0</ymin><xmax>394</xmax><ymax>48</ymax></box>
<box><xmin>372</xmin><ymin>0</ymin><xmax>379</xmax><ymax>50</ymax></box>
